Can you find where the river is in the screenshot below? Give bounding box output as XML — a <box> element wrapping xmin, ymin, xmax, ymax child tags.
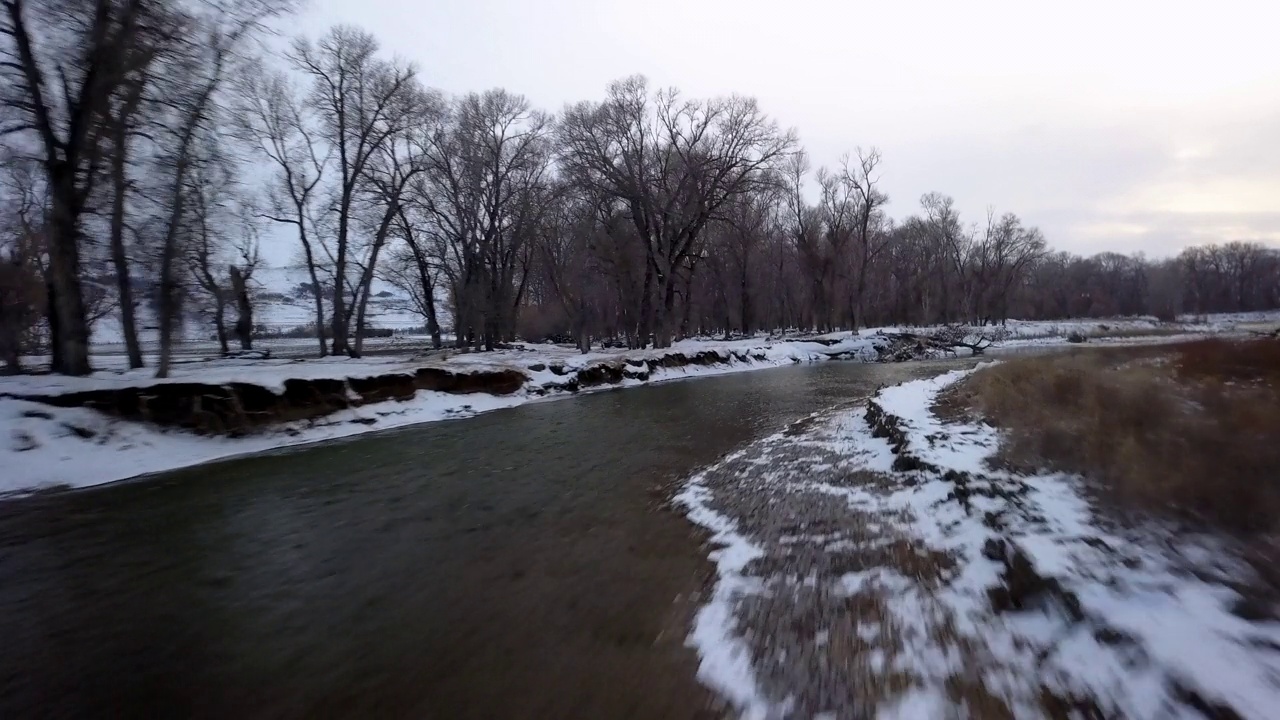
<box><xmin>0</xmin><ymin>358</ymin><xmax>970</xmax><ymax>719</ymax></box>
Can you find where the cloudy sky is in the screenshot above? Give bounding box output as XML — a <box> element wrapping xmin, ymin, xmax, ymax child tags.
<box><xmin>299</xmin><ymin>0</ymin><xmax>1279</xmax><ymax>257</ymax></box>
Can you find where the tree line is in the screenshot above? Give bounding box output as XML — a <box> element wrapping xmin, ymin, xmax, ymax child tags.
<box><xmin>3</xmin><ymin>5</ymin><xmax>1278</xmax><ymax>375</ymax></box>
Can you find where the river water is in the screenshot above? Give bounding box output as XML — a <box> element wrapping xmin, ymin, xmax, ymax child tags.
<box><xmin>0</xmin><ymin>359</ymin><xmax>969</xmax><ymax>719</ymax></box>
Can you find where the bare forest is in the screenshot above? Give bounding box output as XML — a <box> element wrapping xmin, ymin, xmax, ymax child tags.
<box><xmin>4</xmin><ymin>5</ymin><xmax>1279</xmax><ymax>375</ymax></box>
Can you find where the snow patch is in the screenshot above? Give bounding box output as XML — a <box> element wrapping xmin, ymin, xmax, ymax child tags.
<box><xmin>675</xmin><ymin>465</ymin><xmax>780</xmax><ymax>720</ymax></box>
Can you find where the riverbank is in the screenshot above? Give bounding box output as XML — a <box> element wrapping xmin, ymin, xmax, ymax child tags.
<box><xmin>3</xmin><ymin>313</ymin><xmax>1273</xmax><ymax>496</ymax></box>
<box><xmin>678</xmin><ymin>342</ymin><xmax>1280</xmax><ymax>718</ymax></box>
<box><xmin>1</xmin><ymin>335</ymin><xmax>885</xmax><ymax>495</ymax></box>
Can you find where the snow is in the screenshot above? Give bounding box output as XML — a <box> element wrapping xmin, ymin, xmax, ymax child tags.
<box><xmin>860</xmin><ymin>312</ymin><xmax>1279</xmax><ymax>353</ymax></box>
<box><xmin>676</xmin><ymin>365</ymin><xmax>1280</xmax><ymax>718</ymax></box>
<box><xmin>675</xmin><ymin>478</ymin><xmax>778</xmax><ymax>720</ymax></box>
<box><xmin>864</xmin><ymin>371</ymin><xmax>1280</xmax><ymax>718</ymax></box>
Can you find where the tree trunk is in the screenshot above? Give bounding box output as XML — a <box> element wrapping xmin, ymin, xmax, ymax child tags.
<box><xmin>426</xmin><ymin>292</ymin><xmax>441</xmax><ymax>349</ymax></box>
<box><xmin>351</xmin><ymin>216</ymin><xmax>395</xmax><ymax>358</ymax></box>
<box><xmin>230</xmin><ymin>266</ymin><xmax>252</xmax><ymax>350</ymax></box>
<box><xmin>679</xmin><ymin>272</ymin><xmax>695</xmax><ymax>340</ymax></box>
<box><xmin>299</xmin><ymin>241</ymin><xmax>327</xmax><ymax>357</ymax></box>
<box><xmin>46</xmin><ymin>173</ymin><xmax>92</xmax><ymax>376</ymax></box>
<box><xmin>352</xmin><ymin>281</ymin><xmax>373</xmax><ymax>357</ymax></box>
<box><xmin>483</xmin><ymin>272</ymin><xmax>499</xmax><ymax>351</ymax></box>
<box><xmin>330</xmin><ymin>196</ymin><xmax>351</xmax><ymax>356</ymax></box>
<box><xmin>109</xmin><ymin>129</ymin><xmax>144</xmax><ymax>369</ymax></box>
<box><xmin>194</xmin><ymin>226</ymin><xmax>227</xmax><ymax>357</ymax></box>
<box><xmin>46</xmin><ymin>280</ymin><xmax>61</xmax><ymax>372</ymax></box>
<box><xmin>0</xmin><ymin>279</ymin><xmax>21</xmax><ymax>374</ymax></box>
<box><xmin>155</xmin><ymin>249</ymin><xmax>179</xmax><ymax>378</ymax></box>
<box><xmin>654</xmin><ymin>273</ymin><xmax>677</xmax><ymax>349</ymax></box>
<box><xmin>404</xmin><ymin>218</ymin><xmax>442</xmax><ymax>350</ymax></box>
<box><xmin>452</xmin><ymin>280</ymin><xmax>468</xmax><ymax>349</ymax></box>
<box><xmin>155</xmin><ymin>144</ymin><xmax>196</xmax><ymax>379</ymax></box>
<box><xmin>213</xmin><ymin>297</ymin><xmax>229</xmax><ymax>355</ymax></box>
<box><xmin>576</xmin><ymin>294</ymin><xmax>590</xmax><ymax>354</ymax></box>
<box><xmin>638</xmin><ymin>260</ymin><xmax>654</xmax><ymax>348</ymax></box>
<box><xmin>411</xmin><ymin>250</ymin><xmax>441</xmax><ymax>349</ymax></box>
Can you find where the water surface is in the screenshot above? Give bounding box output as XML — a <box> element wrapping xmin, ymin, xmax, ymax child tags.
<box><xmin>0</xmin><ymin>359</ymin><xmax>968</xmax><ymax>719</ymax></box>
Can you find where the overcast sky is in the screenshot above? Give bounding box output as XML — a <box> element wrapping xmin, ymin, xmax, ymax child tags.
<box><xmin>297</xmin><ymin>0</ymin><xmax>1280</xmax><ymax>258</ymax></box>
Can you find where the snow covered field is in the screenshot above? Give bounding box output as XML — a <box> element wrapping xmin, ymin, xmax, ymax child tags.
<box><xmin>678</xmin><ymin>368</ymin><xmax>1280</xmax><ymax>719</ymax></box>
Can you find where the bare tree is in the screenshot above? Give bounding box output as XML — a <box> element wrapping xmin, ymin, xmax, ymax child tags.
<box><xmin>0</xmin><ymin>0</ymin><xmax>163</xmax><ymax>374</ymax></box>
<box><xmin>416</xmin><ymin>89</ymin><xmax>552</xmax><ymax>350</ymax></box>
<box><xmin>841</xmin><ymin>148</ymin><xmax>889</xmax><ymax>329</ymax></box>
<box><xmin>290</xmin><ymin>25</ymin><xmax>418</xmax><ymax>356</ymax></box>
<box><xmin>559</xmin><ymin>76</ymin><xmax>796</xmax><ymax>347</ymax></box>
<box><xmin>535</xmin><ymin>185</ymin><xmax>608</xmax><ymax>352</ymax></box>
<box><xmin>184</xmin><ymin>141</ymin><xmax>234</xmax><ymax>353</ymax></box>
<box><xmin>967</xmin><ymin>210</ymin><xmax>1046</xmax><ymax>324</ymax></box>
<box><xmin>236</xmin><ymin>68</ymin><xmax>330</xmax><ymax>356</ymax></box>
<box><xmin>380</xmin><ymin>188</ymin><xmax>445</xmax><ymax>348</ymax></box>
<box><xmin>781</xmin><ymin>151</ymin><xmax>831</xmax><ymax>331</ymax></box>
<box><xmin>152</xmin><ymin>1</ymin><xmax>284</xmax><ymax>377</ymax></box>
<box><xmin>182</xmin><ymin>135</ymin><xmax>259</xmax><ymax>355</ymax></box>
<box><xmin>101</xmin><ymin>15</ymin><xmax>173</xmax><ymax>369</ymax></box>
<box><xmin>921</xmin><ymin>192</ymin><xmax>969</xmax><ymax>323</ymax></box>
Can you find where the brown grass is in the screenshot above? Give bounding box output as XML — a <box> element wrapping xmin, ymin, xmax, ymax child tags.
<box><xmin>945</xmin><ymin>338</ymin><xmax>1280</xmax><ymax>535</ymax></box>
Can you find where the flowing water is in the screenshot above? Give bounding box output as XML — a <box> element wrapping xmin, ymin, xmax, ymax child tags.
<box><xmin>0</xmin><ymin>359</ymin><xmax>970</xmax><ymax>719</ymax></box>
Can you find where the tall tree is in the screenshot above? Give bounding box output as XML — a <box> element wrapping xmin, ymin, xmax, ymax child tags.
<box><xmin>559</xmin><ymin>76</ymin><xmax>796</xmax><ymax>347</ymax></box>
<box><xmin>0</xmin><ymin>0</ymin><xmax>158</xmax><ymax>374</ymax></box>
<box><xmin>841</xmin><ymin>148</ymin><xmax>889</xmax><ymax>329</ymax></box>
<box><xmin>290</xmin><ymin>25</ymin><xmax>418</xmax><ymax>357</ymax></box>
<box><xmin>153</xmin><ymin>0</ymin><xmax>285</xmax><ymax>377</ymax></box>
<box><xmin>349</xmin><ymin>111</ymin><xmax>432</xmax><ymax>356</ymax></box>
<box><xmin>236</xmin><ymin>68</ymin><xmax>330</xmax><ymax>357</ymax></box>
<box><xmin>416</xmin><ymin>89</ymin><xmax>552</xmax><ymax>350</ymax></box>
<box><xmin>102</xmin><ymin>15</ymin><xmax>171</xmax><ymax>369</ymax></box>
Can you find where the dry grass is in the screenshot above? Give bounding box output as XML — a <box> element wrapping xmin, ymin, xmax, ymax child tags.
<box><xmin>945</xmin><ymin>338</ymin><xmax>1280</xmax><ymax>535</ymax></box>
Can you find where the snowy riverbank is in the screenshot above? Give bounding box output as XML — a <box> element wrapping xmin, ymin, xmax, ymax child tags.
<box><xmin>3</xmin><ymin>312</ymin><xmax>1274</xmax><ymax>497</ymax></box>
<box><xmin>2</xmin><ymin>335</ymin><xmax>882</xmax><ymax>495</ymax></box>
<box><xmin>677</xmin><ymin>367</ymin><xmax>1280</xmax><ymax>719</ymax></box>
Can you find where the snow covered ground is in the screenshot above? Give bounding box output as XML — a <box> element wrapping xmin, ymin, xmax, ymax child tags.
<box><xmin>677</xmin><ymin>368</ymin><xmax>1280</xmax><ymax>719</ymax></box>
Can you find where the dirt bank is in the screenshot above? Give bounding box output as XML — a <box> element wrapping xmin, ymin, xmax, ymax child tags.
<box><xmin>12</xmin><ymin>368</ymin><xmax>527</xmax><ymax>435</ymax></box>
<box><xmin>6</xmin><ymin>345</ymin><xmax>873</xmax><ymax>437</ymax></box>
